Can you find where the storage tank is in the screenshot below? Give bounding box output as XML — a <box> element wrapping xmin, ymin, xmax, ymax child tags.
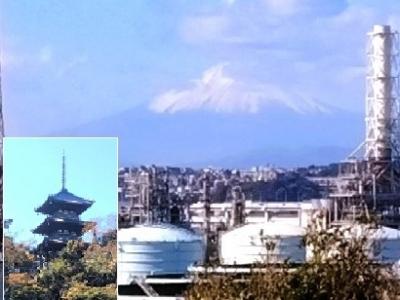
<box><xmin>372</xmin><ymin>226</ymin><xmax>400</xmax><ymax>263</ymax></box>
<box><xmin>339</xmin><ymin>225</ymin><xmax>400</xmax><ymax>263</ymax></box>
<box><xmin>219</xmin><ymin>222</ymin><xmax>305</xmax><ymax>265</ymax></box>
<box><xmin>306</xmin><ymin>225</ymin><xmax>400</xmax><ymax>263</ymax></box>
<box><xmin>118</xmin><ymin>224</ymin><xmax>205</xmax><ymax>285</ymax></box>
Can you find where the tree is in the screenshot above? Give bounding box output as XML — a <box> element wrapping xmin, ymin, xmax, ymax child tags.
<box><xmin>37</xmin><ymin>257</ymin><xmax>75</xmax><ymax>298</ymax></box>
<box><xmin>186</xmin><ymin>218</ymin><xmax>400</xmax><ymax>300</ymax></box>
<box><xmin>6</xmin><ymin>272</ymin><xmax>50</xmax><ymax>300</ymax></box>
<box><xmin>62</xmin><ymin>282</ymin><xmax>116</xmax><ymax>300</ymax></box>
<box><xmin>82</xmin><ymin>241</ymin><xmax>116</xmax><ymax>286</ymax></box>
<box><xmin>35</xmin><ymin>239</ymin><xmax>117</xmax><ymax>299</ymax></box>
<box><xmin>5</xmin><ymin>223</ymin><xmax>117</xmax><ymax>299</ymax></box>
<box><xmin>37</xmin><ymin>240</ymin><xmax>86</xmax><ymax>298</ymax></box>
<box><xmin>6</xmin><ymin>284</ymin><xmax>49</xmax><ymax>300</ymax></box>
<box><xmin>292</xmin><ymin>221</ymin><xmax>400</xmax><ymax>300</ymax></box>
<box><xmin>4</xmin><ymin>236</ymin><xmax>35</xmax><ymax>274</ymax></box>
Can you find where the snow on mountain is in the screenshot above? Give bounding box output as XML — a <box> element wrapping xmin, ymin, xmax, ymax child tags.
<box><xmin>149</xmin><ymin>64</ymin><xmax>330</xmax><ymax>115</ymax></box>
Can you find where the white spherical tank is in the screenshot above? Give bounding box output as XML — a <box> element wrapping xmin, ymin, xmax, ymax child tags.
<box><xmin>118</xmin><ymin>224</ymin><xmax>205</xmax><ymax>284</ymax></box>
<box><xmin>219</xmin><ymin>222</ymin><xmax>305</xmax><ymax>265</ymax></box>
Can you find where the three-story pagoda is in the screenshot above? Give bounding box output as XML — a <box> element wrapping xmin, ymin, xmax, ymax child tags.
<box><xmin>33</xmin><ymin>154</ymin><xmax>94</xmax><ymax>252</ymax></box>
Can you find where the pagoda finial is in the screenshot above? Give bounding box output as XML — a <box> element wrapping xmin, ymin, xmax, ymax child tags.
<box><xmin>62</xmin><ymin>150</ymin><xmax>66</xmax><ymax>191</ymax></box>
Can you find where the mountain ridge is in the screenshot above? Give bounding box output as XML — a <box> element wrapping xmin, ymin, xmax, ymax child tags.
<box><xmin>54</xmin><ymin>103</ymin><xmax>363</xmax><ymax>168</ymax></box>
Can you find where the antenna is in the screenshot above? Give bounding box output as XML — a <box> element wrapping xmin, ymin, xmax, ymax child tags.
<box><xmin>62</xmin><ymin>150</ymin><xmax>66</xmax><ymax>191</ymax></box>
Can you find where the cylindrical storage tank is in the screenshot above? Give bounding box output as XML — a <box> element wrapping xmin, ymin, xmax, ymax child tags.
<box><xmin>306</xmin><ymin>225</ymin><xmax>400</xmax><ymax>263</ymax></box>
<box><xmin>118</xmin><ymin>224</ymin><xmax>205</xmax><ymax>284</ymax></box>
<box><xmin>219</xmin><ymin>222</ymin><xmax>305</xmax><ymax>265</ymax></box>
<box><xmin>372</xmin><ymin>226</ymin><xmax>400</xmax><ymax>263</ymax></box>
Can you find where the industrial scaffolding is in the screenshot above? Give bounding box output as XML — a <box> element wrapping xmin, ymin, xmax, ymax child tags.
<box><xmin>333</xmin><ymin>25</ymin><xmax>400</xmax><ymax>227</ymax></box>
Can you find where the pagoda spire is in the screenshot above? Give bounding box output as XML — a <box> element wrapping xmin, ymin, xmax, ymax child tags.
<box><xmin>62</xmin><ymin>151</ymin><xmax>66</xmax><ymax>191</ymax></box>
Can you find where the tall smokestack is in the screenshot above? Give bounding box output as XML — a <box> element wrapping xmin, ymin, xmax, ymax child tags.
<box><xmin>365</xmin><ymin>25</ymin><xmax>398</xmax><ymax>161</ymax></box>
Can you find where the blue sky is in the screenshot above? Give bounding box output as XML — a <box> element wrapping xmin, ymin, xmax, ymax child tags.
<box><xmin>3</xmin><ymin>137</ymin><xmax>118</xmax><ymax>245</ymax></box>
<box><xmin>2</xmin><ymin>0</ymin><xmax>400</xmax><ymax>136</ymax></box>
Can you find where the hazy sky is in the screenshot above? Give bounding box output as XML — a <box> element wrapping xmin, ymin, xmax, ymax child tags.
<box><xmin>3</xmin><ymin>137</ymin><xmax>118</xmax><ymax>245</ymax></box>
<box><xmin>1</xmin><ymin>0</ymin><xmax>400</xmax><ymax>135</ymax></box>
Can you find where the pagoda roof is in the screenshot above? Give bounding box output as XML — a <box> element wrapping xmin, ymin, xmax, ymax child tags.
<box><xmin>35</xmin><ymin>188</ymin><xmax>94</xmax><ymax>215</ymax></box>
<box><xmin>33</xmin><ymin>216</ymin><xmax>86</xmax><ymax>235</ymax></box>
<box><xmin>38</xmin><ymin>237</ymin><xmax>70</xmax><ymax>252</ymax></box>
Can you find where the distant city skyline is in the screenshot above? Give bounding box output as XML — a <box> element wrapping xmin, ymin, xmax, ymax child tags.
<box><xmin>3</xmin><ymin>137</ymin><xmax>118</xmax><ymax>245</ymax></box>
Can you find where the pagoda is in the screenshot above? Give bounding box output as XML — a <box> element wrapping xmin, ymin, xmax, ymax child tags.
<box><xmin>33</xmin><ymin>154</ymin><xmax>94</xmax><ymax>253</ymax></box>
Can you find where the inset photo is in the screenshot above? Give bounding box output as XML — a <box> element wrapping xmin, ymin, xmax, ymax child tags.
<box><xmin>3</xmin><ymin>137</ymin><xmax>118</xmax><ymax>300</ymax></box>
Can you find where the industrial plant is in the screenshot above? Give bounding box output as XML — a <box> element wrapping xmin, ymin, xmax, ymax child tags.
<box><xmin>117</xmin><ymin>25</ymin><xmax>400</xmax><ymax>299</ymax></box>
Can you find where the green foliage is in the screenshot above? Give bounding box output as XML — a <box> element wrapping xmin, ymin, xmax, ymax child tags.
<box><xmin>4</xmin><ymin>236</ymin><xmax>35</xmax><ymax>273</ymax></box>
<box><xmin>37</xmin><ymin>257</ymin><xmax>75</xmax><ymax>298</ymax></box>
<box><xmin>6</xmin><ymin>284</ymin><xmax>49</xmax><ymax>300</ymax></box>
<box><xmin>188</xmin><ymin>269</ymin><xmax>295</xmax><ymax>300</ymax></box>
<box><xmin>62</xmin><ymin>282</ymin><xmax>116</xmax><ymax>300</ymax></box>
<box><xmin>83</xmin><ymin>243</ymin><xmax>116</xmax><ymax>286</ymax></box>
<box><xmin>292</xmin><ymin>221</ymin><xmax>400</xmax><ymax>300</ymax></box>
<box><xmin>7</xmin><ymin>271</ymin><xmax>51</xmax><ymax>299</ymax></box>
<box><xmin>187</xmin><ymin>218</ymin><xmax>400</xmax><ymax>300</ymax></box>
<box><xmin>6</xmin><ymin>235</ymin><xmax>117</xmax><ymax>300</ymax></box>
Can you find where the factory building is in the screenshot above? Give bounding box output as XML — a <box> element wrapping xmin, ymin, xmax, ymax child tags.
<box><xmin>189</xmin><ymin>199</ymin><xmax>331</xmax><ymax>232</ymax></box>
